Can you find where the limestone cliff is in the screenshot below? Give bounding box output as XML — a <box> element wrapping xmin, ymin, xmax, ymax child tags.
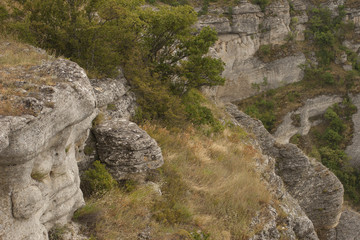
<box><xmin>0</xmin><ymin>59</ymin><xmax>97</xmax><ymax>240</ymax></box>
<box><xmin>199</xmin><ymin>0</ymin><xmax>306</xmax><ymax>102</ymax></box>
<box><xmin>200</xmin><ymin>0</ymin><xmax>360</xmax><ymax>102</ymax></box>
<box><xmin>0</xmin><ymin>44</ymin><xmax>163</xmax><ymax>239</ymax></box>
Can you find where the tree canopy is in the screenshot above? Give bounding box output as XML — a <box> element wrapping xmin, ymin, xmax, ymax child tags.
<box><xmin>2</xmin><ymin>0</ymin><xmax>225</xmax><ymax>125</ymax></box>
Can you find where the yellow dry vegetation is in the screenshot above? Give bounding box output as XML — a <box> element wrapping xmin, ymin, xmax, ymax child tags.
<box><xmin>0</xmin><ymin>36</ymin><xmax>49</xmax><ymax>67</ymax></box>
<box><xmin>80</xmin><ymin>123</ymin><xmax>272</xmax><ymax>239</ymax></box>
<box><xmin>0</xmin><ymin>36</ymin><xmax>57</xmax><ymax>116</ymax></box>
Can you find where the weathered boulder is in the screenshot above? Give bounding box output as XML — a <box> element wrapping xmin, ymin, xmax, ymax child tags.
<box><xmin>226</xmin><ymin>103</ymin><xmax>344</xmax><ymax>239</ymax></box>
<box><xmin>334</xmin><ymin>209</ymin><xmax>360</xmax><ymax>240</ymax></box>
<box><xmin>93</xmin><ymin>119</ymin><xmax>163</xmax><ymax>181</ymax></box>
<box><xmin>90</xmin><ymin>77</ymin><xmax>136</xmax><ymax>120</ymax></box>
<box><xmin>0</xmin><ymin>59</ymin><xmax>97</xmax><ymax>240</ymax></box>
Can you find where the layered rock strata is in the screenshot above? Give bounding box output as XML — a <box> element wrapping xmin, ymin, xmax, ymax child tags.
<box><xmin>199</xmin><ymin>1</ymin><xmax>306</xmax><ymax>102</ymax></box>
<box><xmin>226</xmin><ymin>103</ymin><xmax>344</xmax><ymax>239</ymax></box>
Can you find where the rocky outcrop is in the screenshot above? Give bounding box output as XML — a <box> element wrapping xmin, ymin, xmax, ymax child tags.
<box><xmin>199</xmin><ymin>1</ymin><xmax>306</xmax><ymax>102</ymax></box>
<box><xmin>226</xmin><ymin>103</ymin><xmax>344</xmax><ymax>239</ymax></box>
<box><xmin>274</xmin><ymin>95</ymin><xmax>343</xmax><ymax>144</ymax></box>
<box><xmin>0</xmin><ymin>59</ymin><xmax>97</xmax><ymax>240</ymax></box>
<box><xmin>0</xmin><ymin>49</ymin><xmax>163</xmax><ymax>239</ymax></box>
<box><xmin>93</xmin><ymin>119</ymin><xmax>163</xmax><ymax>181</ymax></box>
<box><xmin>87</xmin><ymin>74</ymin><xmax>163</xmax><ymax>182</ymax></box>
<box><xmin>334</xmin><ymin>209</ymin><xmax>360</xmax><ymax>240</ymax></box>
<box><xmin>248</xmin><ymin>154</ymin><xmax>318</xmax><ymax>240</ymax></box>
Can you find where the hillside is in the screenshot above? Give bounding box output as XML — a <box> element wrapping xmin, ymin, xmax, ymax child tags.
<box><xmin>1</xmin><ymin>0</ymin><xmax>360</xmax><ymax>239</ymax></box>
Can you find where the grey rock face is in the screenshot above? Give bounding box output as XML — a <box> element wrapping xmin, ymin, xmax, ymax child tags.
<box><xmin>93</xmin><ymin>119</ymin><xmax>163</xmax><ymax>181</ymax></box>
<box><xmin>228</xmin><ymin>106</ymin><xmax>318</xmax><ymax>239</ymax></box>
<box><xmin>198</xmin><ymin>1</ymin><xmax>306</xmax><ymax>102</ymax></box>
<box><xmin>90</xmin><ymin>77</ymin><xmax>136</xmax><ymax>120</ymax></box>
<box><xmin>0</xmin><ymin>59</ymin><xmax>97</xmax><ymax>240</ymax></box>
<box><xmin>226</xmin><ymin>103</ymin><xmax>344</xmax><ymax>239</ymax></box>
<box><xmin>335</xmin><ymin>209</ymin><xmax>360</xmax><ymax>240</ymax></box>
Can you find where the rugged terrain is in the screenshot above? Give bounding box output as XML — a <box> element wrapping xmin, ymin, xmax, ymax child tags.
<box><xmin>1</xmin><ymin>0</ymin><xmax>360</xmax><ymax>239</ymax></box>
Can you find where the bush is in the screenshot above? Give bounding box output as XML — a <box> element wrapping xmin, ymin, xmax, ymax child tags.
<box><xmin>251</xmin><ymin>0</ymin><xmax>271</xmax><ymax>11</ymax></box>
<box><xmin>81</xmin><ymin>161</ymin><xmax>117</xmax><ymax>197</ymax></box>
<box><xmin>245</xmin><ymin>99</ymin><xmax>276</xmax><ymax>131</ymax></box>
<box><xmin>48</xmin><ymin>225</ymin><xmax>68</xmax><ymax>240</ymax></box>
<box><xmin>73</xmin><ymin>203</ymin><xmax>102</xmax><ymax>226</ymax></box>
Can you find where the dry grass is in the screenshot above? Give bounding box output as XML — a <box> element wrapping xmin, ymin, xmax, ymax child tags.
<box><xmin>82</xmin><ymin>122</ymin><xmax>272</xmax><ymax>240</ymax></box>
<box><xmin>0</xmin><ymin>36</ymin><xmax>49</xmax><ymax>67</ymax></box>
<box><xmin>0</xmin><ymin>36</ymin><xmax>58</xmax><ymax>116</ymax></box>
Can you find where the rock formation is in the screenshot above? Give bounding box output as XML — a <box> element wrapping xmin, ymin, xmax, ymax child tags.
<box><xmin>93</xmin><ymin>119</ymin><xmax>163</xmax><ymax>181</ymax></box>
<box><xmin>227</xmin><ymin>103</ymin><xmax>344</xmax><ymax>239</ymax></box>
<box><xmin>274</xmin><ymin>95</ymin><xmax>343</xmax><ymax>144</ymax></box>
<box><xmin>0</xmin><ymin>49</ymin><xmax>163</xmax><ymax>239</ymax></box>
<box><xmin>199</xmin><ymin>0</ymin><xmax>306</xmax><ymax>102</ymax></box>
<box><xmin>334</xmin><ymin>209</ymin><xmax>360</xmax><ymax>240</ymax></box>
<box><xmin>0</xmin><ymin>59</ymin><xmax>97</xmax><ymax>240</ymax></box>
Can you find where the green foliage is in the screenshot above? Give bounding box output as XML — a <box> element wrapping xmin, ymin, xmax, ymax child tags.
<box><xmin>81</xmin><ymin>160</ymin><xmax>117</xmax><ymax>197</ymax></box>
<box><xmin>84</xmin><ymin>145</ymin><xmax>94</xmax><ymax>156</ymax></box>
<box><xmin>92</xmin><ymin>113</ymin><xmax>104</xmax><ymax>127</ymax></box>
<box><xmin>303</xmin><ymin>66</ymin><xmax>335</xmax><ymax>85</ymax></box>
<box><xmin>258</xmin><ymin>44</ymin><xmax>272</xmax><ymax>57</ymax></box>
<box><xmin>73</xmin><ymin>203</ymin><xmax>102</xmax><ymax>225</ymax></box>
<box><xmin>305</xmin><ymin>6</ymin><xmax>352</xmax><ymax>67</ymax></box>
<box><xmin>251</xmin><ymin>0</ymin><xmax>271</xmax><ymax>11</ymax></box>
<box><xmin>191</xmin><ymin>231</ymin><xmax>211</xmax><ymax>240</ymax></box>
<box><xmin>315</xmin><ymin>103</ymin><xmax>360</xmax><ymax>204</ymax></box>
<box><xmin>245</xmin><ymin>99</ymin><xmax>276</xmax><ymax>131</ymax></box>
<box><xmin>183</xmin><ymin>89</ymin><xmax>216</xmax><ymax>125</ymax></box>
<box><xmin>5</xmin><ymin>0</ymin><xmax>225</xmax><ymax>126</ymax></box>
<box><xmin>48</xmin><ymin>225</ymin><xmax>68</xmax><ymax>240</ymax></box>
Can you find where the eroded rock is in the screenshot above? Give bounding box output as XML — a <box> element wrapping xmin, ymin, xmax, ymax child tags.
<box><xmin>0</xmin><ymin>59</ymin><xmax>96</xmax><ymax>240</ymax></box>
<box><xmin>93</xmin><ymin>119</ymin><xmax>163</xmax><ymax>181</ymax></box>
<box><xmin>226</xmin><ymin>103</ymin><xmax>343</xmax><ymax>238</ymax></box>
<box><xmin>335</xmin><ymin>209</ymin><xmax>360</xmax><ymax>240</ymax></box>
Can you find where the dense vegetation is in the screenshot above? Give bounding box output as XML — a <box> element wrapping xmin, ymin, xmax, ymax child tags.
<box><xmin>1</xmin><ymin>0</ymin><xmax>225</xmax><ymax>127</ymax></box>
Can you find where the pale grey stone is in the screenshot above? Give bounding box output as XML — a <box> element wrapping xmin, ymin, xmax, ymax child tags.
<box><xmin>94</xmin><ymin>119</ymin><xmax>163</xmax><ymax>181</ymax></box>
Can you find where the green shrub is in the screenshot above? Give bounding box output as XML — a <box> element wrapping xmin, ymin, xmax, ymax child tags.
<box><xmin>182</xmin><ymin>89</ymin><xmax>215</xmax><ymax>125</ymax></box>
<box><xmin>84</xmin><ymin>145</ymin><xmax>94</xmax><ymax>156</ymax></box>
<box><xmin>73</xmin><ymin>203</ymin><xmax>102</xmax><ymax>226</ymax></box>
<box><xmin>92</xmin><ymin>113</ymin><xmax>104</xmax><ymax>128</ymax></box>
<box><xmin>245</xmin><ymin>99</ymin><xmax>276</xmax><ymax>131</ymax></box>
<box><xmin>48</xmin><ymin>225</ymin><xmax>68</xmax><ymax>240</ymax></box>
<box><xmin>81</xmin><ymin>161</ymin><xmax>117</xmax><ymax>197</ymax></box>
<box><xmin>251</xmin><ymin>0</ymin><xmax>271</xmax><ymax>11</ymax></box>
<box><xmin>323</xmin><ymin>129</ymin><xmax>343</xmax><ymax>148</ymax></box>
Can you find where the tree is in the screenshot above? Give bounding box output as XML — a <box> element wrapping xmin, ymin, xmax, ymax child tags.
<box><xmin>140</xmin><ymin>6</ymin><xmax>225</xmax><ymax>94</ymax></box>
